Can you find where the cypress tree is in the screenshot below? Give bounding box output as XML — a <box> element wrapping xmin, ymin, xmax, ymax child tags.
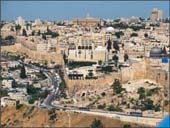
<box><xmin>20</xmin><ymin>65</ymin><xmax>27</xmax><ymax>79</ymax></box>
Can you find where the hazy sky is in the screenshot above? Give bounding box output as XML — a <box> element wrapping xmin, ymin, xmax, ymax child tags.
<box><xmin>1</xmin><ymin>1</ymin><xmax>169</xmax><ymax>21</ymax></box>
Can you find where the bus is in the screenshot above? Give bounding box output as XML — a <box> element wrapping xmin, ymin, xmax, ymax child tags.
<box><xmin>129</xmin><ymin>112</ymin><xmax>142</xmax><ymax>117</ymax></box>
<box><xmin>79</xmin><ymin>107</ymin><xmax>90</xmax><ymax>111</ymax></box>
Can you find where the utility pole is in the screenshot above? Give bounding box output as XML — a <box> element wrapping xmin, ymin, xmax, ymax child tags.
<box><xmin>67</xmin><ymin>112</ymin><xmax>71</xmax><ymax>128</ymax></box>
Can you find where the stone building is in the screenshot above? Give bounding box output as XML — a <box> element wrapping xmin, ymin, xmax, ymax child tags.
<box><xmin>72</xmin><ymin>14</ymin><xmax>101</xmax><ymax>27</ymax></box>
<box><xmin>68</xmin><ymin>38</ymin><xmax>107</xmax><ymax>62</ymax></box>
<box><xmin>150</xmin><ymin>8</ymin><xmax>163</xmax><ymax>22</ymax></box>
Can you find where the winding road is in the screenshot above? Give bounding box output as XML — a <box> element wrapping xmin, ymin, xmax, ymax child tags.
<box><xmin>2</xmin><ymin>54</ymin><xmax>163</xmax><ymax>126</ymax></box>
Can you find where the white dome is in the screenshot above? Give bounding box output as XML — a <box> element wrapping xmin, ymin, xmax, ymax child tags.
<box><xmin>106</xmin><ymin>27</ymin><xmax>114</xmax><ymax>33</ymax></box>
<box><xmin>95</xmin><ymin>46</ymin><xmax>106</xmax><ymax>51</ymax></box>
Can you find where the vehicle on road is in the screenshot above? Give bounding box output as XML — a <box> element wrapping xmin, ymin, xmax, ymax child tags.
<box><xmin>79</xmin><ymin>107</ymin><xmax>90</xmax><ymax>111</ymax></box>
<box><xmin>129</xmin><ymin>112</ymin><xmax>143</xmax><ymax>117</ymax></box>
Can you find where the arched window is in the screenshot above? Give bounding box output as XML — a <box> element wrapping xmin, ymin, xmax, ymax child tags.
<box><xmin>78</xmin><ymin>46</ymin><xmax>81</xmax><ymax>49</ymax></box>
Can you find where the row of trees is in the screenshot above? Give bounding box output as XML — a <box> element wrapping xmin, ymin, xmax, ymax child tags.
<box><xmin>106</xmin><ymin>39</ymin><xmax>120</xmax><ymax>52</ymax></box>
<box><xmin>42</xmin><ymin>27</ymin><xmax>59</xmax><ymax>39</ymax></box>
<box><xmin>137</xmin><ymin>87</ymin><xmax>161</xmax><ymax>111</ymax></box>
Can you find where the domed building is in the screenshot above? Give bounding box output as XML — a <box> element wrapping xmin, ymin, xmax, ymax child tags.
<box><xmin>150</xmin><ymin>47</ymin><xmax>163</xmax><ymax>58</ymax></box>
<box><xmin>106</xmin><ymin>27</ymin><xmax>114</xmax><ymax>33</ymax></box>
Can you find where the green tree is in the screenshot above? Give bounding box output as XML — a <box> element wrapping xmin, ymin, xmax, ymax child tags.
<box><xmin>32</xmin><ymin>30</ymin><xmax>35</xmax><ymax>36</ymax></box>
<box><xmin>102</xmin><ymin>66</ymin><xmax>113</xmax><ymax>73</ymax></box>
<box><xmin>113</xmin><ymin>41</ymin><xmax>120</xmax><ymax>51</ymax></box>
<box><xmin>111</xmin><ymin>79</ymin><xmax>124</xmax><ymax>94</ymax></box>
<box><xmin>101</xmin><ymin>92</ymin><xmax>106</xmax><ymax>97</ymax></box>
<box><xmin>97</xmin><ymin>103</ymin><xmax>106</xmax><ymax>109</ymax></box>
<box><xmin>123</xmin><ymin>124</ymin><xmax>131</xmax><ymax>128</ymax></box>
<box><xmin>90</xmin><ymin>118</ymin><xmax>103</xmax><ymax>128</ymax></box>
<box><xmin>42</xmin><ymin>34</ymin><xmax>47</xmax><ymax>40</ymax></box>
<box><xmin>63</xmin><ymin>52</ymin><xmax>68</xmax><ymax>65</ymax></box>
<box><xmin>124</xmin><ymin>53</ymin><xmax>129</xmax><ymax>62</ymax></box>
<box><xmin>37</xmin><ymin>30</ymin><xmax>41</xmax><ymax>36</ymax></box>
<box><xmin>88</xmin><ymin>70</ymin><xmax>93</xmax><ymax>77</ymax></box>
<box><xmin>162</xmin><ymin>46</ymin><xmax>167</xmax><ymax>54</ymax></box>
<box><xmin>112</xmin><ymin>54</ymin><xmax>119</xmax><ymax>64</ymax></box>
<box><xmin>15</xmin><ymin>24</ymin><xmax>21</xmax><ymax>31</ymax></box>
<box><xmin>107</xmin><ymin>104</ymin><xmax>114</xmax><ymax>111</ymax></box>
<box><xmin>16</xmin><ymin>101</ymin><xmax>22</xmax><ymax>109</ymax></box>
<box><xmin>115</xmin><ymin>31</ymin><xmax>124</xmax><ymax>38</ymax></box>
<box><xmin>5</xmin><ymin>35</ymin><xmax>15</xmax><ymax>40</ymax></box>
<box><xmin>22</xmin><ymin>29</ymin><xmax>27</xmax><ymax>36</ymax></box>
<box><xmin>45</xmin><ymin>28</ymin><xmax>59</xmax><ymax>38</ymax></box>
<box><xmin>106</xmin><ymin>39</ymin><xmax>112</xmax><ymax>52</ymax></box>
<box><xmin>107</xmin><ymin>104</ymin><xmax>123</xmax><ymax>112</ymax></box>
<box><xmin>154</xmin><ymin>104</ymin><xmax>161</xmax><ymax>112</ymax></box>
<box><xmin>20</xmin><ymin>65</ymin><xmax>27</xmax><ymax>79</ymax></box>
<box><xmin>98</xmin><ymin>60</ymin><xmax>102</xmax><ymax>65</ymax></box>
<box><xmin>130</xmin><ymin>33</ymin><xmax>138</xmax><ymax>37</ymax></box>
<box><xmin>137</xmin><ymin>87</ymin><xmax>145</xmax><ymax>99</ymax></box>
<box><xmin>142</xmin><ymin>98</ymin><xmax>155</xmax><ymax>110</ymax></box>
<box><xmin>144</xmin><ymin>33</ymin><xmax>148</xmax><ymax>38</ymax></box>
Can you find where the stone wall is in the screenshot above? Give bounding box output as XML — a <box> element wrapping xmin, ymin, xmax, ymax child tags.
<box><xmin>121</xmin><ymin>59</ymin><xmax>169</xmax><ymax>88</ymax></box>
<box><xmin>1</xmin><ymin>43</ymin><xmax>64</xmax><ymax>65</ymax></box>
<box><xmin>1</xmin><ymin>43</ymin><xmax>21</xmax><ymax>53</ymax></box>
<box><xmin>121</xmin><ymin>61</ymin><xmax>147</xmax><ymax>83</ymax></box>
<box><xmin>66</xmin><ymin>73</ymin><xmax>121</xmax><ymax>94</ymax></box>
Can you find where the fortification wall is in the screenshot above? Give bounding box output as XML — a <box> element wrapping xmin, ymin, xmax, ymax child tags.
<box><xmin>121</xmin><ymin>61</ymin><xmax>147</xmax><ymax>83</ymax></box>
<box><xmin>1</xmin><ymin>43</ymin><xmax>64</xmax><ymax>65</ymax></box>
<box><xmin>66</xmin><ymin>73</ymin><xmax>121</xmax><ymax>94</ymax></box>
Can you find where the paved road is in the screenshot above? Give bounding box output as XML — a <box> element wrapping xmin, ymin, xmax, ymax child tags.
<box><xmin>2</xmin><ymin>55</ymin><xmax>163</xmax><ymax>126</ymax></box>
<box><xmin>18</xmin><ymin>61</ymin><xmax>61</xmax><ymax>109</ymax></box>
<box><xmin>18</xmin><ymin>61</ymin><xmax>164</xmax><ymax>116</ymax></box>
<box><xmin>68</xmin><ymin>109</ymin><xmax>162</xmax><ymax>126</ymax></box>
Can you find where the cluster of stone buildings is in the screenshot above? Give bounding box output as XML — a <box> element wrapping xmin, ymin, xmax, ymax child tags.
<box><xmin>1</xmin><ymin>8</ymin><xmax>169</xmax><ymax>94</ymax></box>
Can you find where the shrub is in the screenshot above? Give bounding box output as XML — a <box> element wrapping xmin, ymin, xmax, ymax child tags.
<box><xmin>101</xmin><ymin>92</ymin><xmax>106</xmax><ymax>97</ymax></box>
<box><xmin>97</xmin><ymin>103</ymin><xmax>106</xmax><ymax>109</ymax></box>
<box><xmin>111</xmin><ymin>79</ymin><xmax>124</xmax><ymax>94</ymax></box>
<box><xmin>141</xmin><ymin>98</ymin><xmax>155</xmax><ymax>110</ymax></box>
<box><xmin>90</xmin><ymin>118</ymin><xmax>103</xmax><ymax>128</ymax></box>
<box><xmin>5</xmin><ymin>35</ymin><xmax>15</xmax><ymax>40</ymax></box>
<box><xmin>107</xmin><ymin>104</ymin><xmax>123</xmax><ymax>112</ymax></box>
<box><xmin>123</xmin><ymin>124</ymin><xmax>131</xmax><ymax>128</ymax></box>
<box><xmin>137</xmin><ymin>87</ymin><xmax>145</xmax><ymax>99</ymax></box>
<box><xmin>130</xmin><ymin>33</ymin><xmax>138</xmax><ymax>37</ymax></box>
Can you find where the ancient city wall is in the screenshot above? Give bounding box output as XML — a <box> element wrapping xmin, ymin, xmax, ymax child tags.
<box><xmin>2</xmin><ymin>44</ymin><xmax>168</xmax><ymax>90</ymax></box>
<box><xmin>65</xmin><ymin>73</ymin><xmax>121</xmax><ymax>94</ymax></box>
<box><xmin>147</xmin><ymin>68</ymin><xmax>169</xmax><ymax>88</ymax></box>
<box><xmin>121</xmin><ymin>59</ymin><xmax>169</xmax><ymax>87</ymax></box>
<box><xmin>121</xmin><ymin>61</ymin><xmax>147</xmax><ymax>83</ymax></box>
<box><xmin>1</xmin><ymin>43</ymin><xmax>64</xmax><ymax>65</ymax></box>
<box><xmin>66</xmin><ymin>59</ymin><xmax>169</xmax><ymax>94</ymax></box>
<box><xmin>1</xmin><ymin>43</ymin><xmax>21</xmax><ymax>53</ymax></box>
